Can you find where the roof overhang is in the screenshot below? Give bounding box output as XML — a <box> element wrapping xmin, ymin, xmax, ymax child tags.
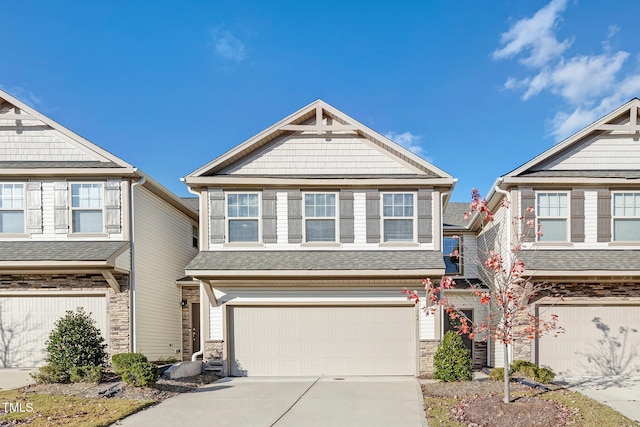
<box><xmin>183</xmin><ymin>176</ymin><xmax>456</xmax><ymax>189</ymax></box>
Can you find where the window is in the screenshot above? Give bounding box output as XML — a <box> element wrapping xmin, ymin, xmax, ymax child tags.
<box><xmin>227</xmin><ymin>193</ymin><xmax>259</xmax><ymax>242</ymax></box>
<box><xmin>536</xmin><ymin>192</ymin><xmax>568</xmax><ymax>241</ymax></box>
<box><xmin>613</xmin><ymin>192</ymin><xmax>640</xmax><ymax>241</ymax></box>
<box><xmin>192</xmin><ymin>225</ymin><xmax>199</xmax><ymax>248</ymax></box>
<box><xmin>304</xmin><ymin>193</ymin><xmax>337</xmax><ymax>242</ymax></box>
<box><xmin>71</xmin><ymin>183</ymin><xmax>104</xmax><ymax>233</ymax></box>
<box><xmin>382</xmin><ymin>193</ymin><xmax>414</xmax><ymax>242</ymax></box>
<box><xmin>443</xmin><ymin>235</ymin><xmax>461</xmax><ymax>274</ymax></box>
<box><xmin>0</xmin><ymin>183</ymin><xmax>24</xmax><ymax>233</ymax></box>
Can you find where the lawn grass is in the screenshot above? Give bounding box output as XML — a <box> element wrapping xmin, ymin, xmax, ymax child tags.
<box><xmin>0</xmin><ymin>390</ymin><xmax>154</xmax><ymax>426</ymax></box>
<box><xmin>424</xmin><ymin>388</ymin><xmax>637</xmax><ymax>427</ymax></box>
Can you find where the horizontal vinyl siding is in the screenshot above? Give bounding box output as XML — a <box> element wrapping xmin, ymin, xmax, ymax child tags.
<box><xmin>419</xmin><ymin>300</ymin><xmax>435</xmax><ymax>339</ymax></box>
<box><xmin>133</xmin><ymin>185</ymin><xmax>198</xmax><ymax>360</ymax></box>
<box><xmin>353</xmin><ymin>192</ymin><xmax>367</xmax><ymax>244</ymax></box>
<box><xmin>276</xmin><ymin>192</ymin><xmax>288</xmax><ymax>244</ymax></box>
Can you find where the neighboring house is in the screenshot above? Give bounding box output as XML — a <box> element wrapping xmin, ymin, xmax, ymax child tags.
<box><xmin>0</xmin><ymin>89</ymin><xmax>198</xmax><ymax>367</ymax></box>
<box><xmin>182</xmin><ymin>100</ymin><xmax>457</xmax><ymax>376</ymax></box>
<box><xmin>480</xmin><ymin>98</ymin><xmax>640</xmax><ymax>377</ymax></box>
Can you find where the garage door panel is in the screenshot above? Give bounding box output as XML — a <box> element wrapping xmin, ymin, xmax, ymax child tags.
<box><xmin>0</xmin><ymin>296</ymin><xmax>107</xmax><ymax>368</ymax></box>
<box><xmin>229</xmin><ymin>306</ymin><xmax>416</xmax><ymax>376</ymax></box>
<box><xmin>538</xmin><ymin>305</ymin><xmax>640</xmax><ymax>377</ymax></box>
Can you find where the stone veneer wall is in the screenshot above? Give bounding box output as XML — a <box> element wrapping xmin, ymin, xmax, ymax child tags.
<box><xmin>419</xmin><ymin>340</ymin><xmax>439</xmax><ymax>377</ymax></box>
<box><xmin>180</xmin><ymin>286</ymin><xmax>200</xmax><ymax>360</ymax></box>
<box><xmin>0</xmin><ymin>273</ymin><xmax>130</xmax><ymax>357</ymax></box>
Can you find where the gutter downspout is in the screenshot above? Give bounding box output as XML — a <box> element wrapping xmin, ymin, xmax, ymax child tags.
<box><xmin>186</xmin><ymin>185</ymin><xmax>206</xmax><ymax>362</ymax></box>
<box><xmin>129</xmin><ymin>173</ymin><xmax>146</xmax><ymax>353</ymax></box>
<box><xmin>493</xmin><ymin>179</ymin><xmax>513</xmax><ymax>371</ymax></box>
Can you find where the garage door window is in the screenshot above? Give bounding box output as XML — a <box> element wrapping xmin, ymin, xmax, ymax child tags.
<box><xmin>613</xmin><ymin>192</ymin><xmax>640</xmax><ymax>241</ymax></box>
<box><xmin>0</xmin><ymin>183</ymin><xmax>24</xmax><ymax>233</ymax></box>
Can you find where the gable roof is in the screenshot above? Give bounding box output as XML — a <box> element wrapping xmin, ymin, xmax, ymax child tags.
<box><xmin>184</xmin><ymin>99</ymin><xmax>454</xmax><ymax>185</ymax></box>
<box><xmin>0</xmin><ymin>88</ymin><xmax>134</xmax><ymax>171</ymax></box>
<box><xmin>503</xmin><ymin>98</ymin><xmax>640</xmax><ymax>181</ymax></box>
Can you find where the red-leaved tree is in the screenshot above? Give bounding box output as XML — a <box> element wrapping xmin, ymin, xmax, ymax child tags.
<box><xmin>403</xmin><ymin>189</ymin><xmax>563</xmax><ymax>403</ymax></box>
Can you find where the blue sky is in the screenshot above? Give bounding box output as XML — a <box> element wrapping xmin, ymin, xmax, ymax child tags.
<box><xmin>2</xmin><ymin>0</ymin><xmax>640</xmax><ymax>201</ymax></box>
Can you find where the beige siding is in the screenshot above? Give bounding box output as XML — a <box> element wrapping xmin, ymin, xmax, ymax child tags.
<box><xmin>220</xmin><ymin>135</ymin><xmax>418</xmax><ymax>176</ymax></box>
<box><xmin>276</xmin><ymin>191</ymin><xmax>288</xmax><ymax>244</ymax></box>
<box><xmin>419</xmin><ymin>300</ymin><xmax>435</xmax><ymax>339</ymax></box>
<box><xmin>133</xmin><ymin>185</ymin><xmax>198</xmax><ymax>361</ymax></box>
<box><xmin>584</xmin><ymin>190</ymin><xmax>598</xmax><ymax>244</ymax></box>
<box><xmin>540</xmin><ymin>133</ymin><xmax>640</xmax><ymax>170</ymax></box>
<box><xmin>353</xmin><ymin>192</ymin><xmax>367</xmax><ymax>244</ymax></box>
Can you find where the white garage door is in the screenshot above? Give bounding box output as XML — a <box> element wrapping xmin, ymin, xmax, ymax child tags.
<box><xmin>538</xmin><ymin>304</ymin><xmax>640</xmax><ymax>377</ymax></box>
<box><xmin>229</xmin><ymin>305</ymin><xmax>416</xmax><ymax>376</ymax></box>
<box><xmin>0</xmin><ymin>295</ymin><xmax>107</xmax><ymax>368</ymax></box>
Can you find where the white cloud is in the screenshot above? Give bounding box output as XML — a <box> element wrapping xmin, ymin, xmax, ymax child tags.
<box><xmin>384</xmin><ymin>131</ymin><xmax>424</xmax><ymax>155</ymax></box>
<box><xmin>0</xmin><ymin>85</ymin><xmax>42</xmax><ymax>108</ymax></box>
<box><xmin>495</xmin><ymin>0</ymin><xmax>640</xmax><ymax>140</ymax></box>
<box><xmin>211</xmin><ymin>27</ymin><xmax>247</xmax><ymax>62</ymax></box>
<box><xmin>493</xmin><ymin>0</ymin><xmax>571</xmax><ymax>67</ymax></box>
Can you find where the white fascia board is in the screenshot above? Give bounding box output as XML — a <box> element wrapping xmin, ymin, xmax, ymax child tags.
<box><xmin>183</xmin><ymin>176</ymin><xmax>456</xmax><ymax>188</ymax></box>
<box><xmin>185</xmin><ymin>268</ymin><xmax>444</xmax><ymax>279</ymax></box>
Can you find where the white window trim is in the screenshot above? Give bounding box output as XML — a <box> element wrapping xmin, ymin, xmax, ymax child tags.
<box><xmin>69</xmin><ymin>182</ymin><xmax>105</xmax><ymax>234</ymax></box>
<box><xmin>302</xmin><ymin>192</ymin><xmax>339</xmax><ymax>243</ymax></box>
<box><xmin>225</xmin><ymin>192</ymin><xmax>262</xmax><ymax>243</ymax></box>
<box><xmin>535</xmin><ymin>191</ymin><xmax>570</xmax><ymax>242</ymax></box>
<box><xmin>0</xmin><ymin>182</ymin><xmax>26</xmax><ymax>234</ymax></box>
<box><xmin>612</xmin><ymin>191</ymin><xmax>640</xmax><ymax>242</ymax></box>
<box><xmin>380</xmin><ymin>191</ymin><xmax>417</xmax><ymax>243</ymax></box>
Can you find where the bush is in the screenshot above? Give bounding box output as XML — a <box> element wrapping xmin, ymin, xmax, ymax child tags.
<box><xmin>30</xmin><ymin>364</ymin><xmax>67</xmax><ymax>384</ymax></box>
<box><xmin>69</xmin><ymin>365</ymin><xmax>103</xmax><ymax>383</ymax></box>
<box><xmin>509</xmin><ymin>359</ymin><xmax>555</xmax><ymax>384</ymax></box>
<box><xmin>121</xmin><ymin>361</ymin><xmax>159</xmax><ymax>387</ymax></box>
<box><xmin>35</xmin><ymin>308</ymin><xmax>107</xmax><ymax>383</ymax></box>
<box><xmin>112</xmin><ymin>352</ymin><xmax>148</xmax><ymax>376</ymax></box>
<box><xmin>433</xmin><ymin>331</ymin><xmax>473</xmax><ymax>382</ymax></box>
<box><xmin>488</xmin><ymin>367</ymin><xmax>504</xmax><ymax>381</ymax></box>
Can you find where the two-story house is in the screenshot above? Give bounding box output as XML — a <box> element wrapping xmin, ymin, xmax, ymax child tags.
<box><xmin>182</xmin><ymin>100</ymin><xmax>456</xmax><ymax>376</ymax></box>
<box><xmin>481</xmin><ymin>98</ymin><xmax>640</xmax><ymax>377</ymax></box>
<box><xmin>0</xmin><ymin>89</ymin><xmax>198</xmax><ymax>367</ymax></box>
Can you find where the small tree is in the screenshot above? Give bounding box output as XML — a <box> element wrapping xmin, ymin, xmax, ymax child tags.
<box><xmin>42</xmin><ymin>308</ymin><xmax>107</xmax><ymax>382</ymax></box>
<box><xmin>404</xmin><ymin>189</ymin><xmax>563</xmax><ymax>403</ymax></box>
<box><xmin>433</xmin><ymin>331</ymin><xmax>473</xmax><ymax>381</ymax></box>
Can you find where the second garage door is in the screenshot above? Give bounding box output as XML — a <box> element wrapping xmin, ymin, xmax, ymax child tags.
<box><xmin>228</xmin><ymin>305</ymin><xmax>417</xmax><ymax>376</ymax></box>
<box><xmin>537</xmin><ymin>304</ymin><xmax>640</xmax><ymax>377</ymax></box>
<box><xmin>0</xmin><ymin>295</ymin><xmax>107</xmax><ymax>368</ymax></box>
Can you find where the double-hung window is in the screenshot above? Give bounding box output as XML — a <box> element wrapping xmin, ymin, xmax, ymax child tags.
<box><xmin>613</xmin><ymin>192</ymin><xmax>640</xmax><ymax>241</ymax></box>
<box><xmin>71</xmin><ymin>183</ymin><xmax>104</xmax><ymax>233</ymax></box>
<box><xmin>443</xmin><ymin>235</ymin><xmax>462</xmax><ymax>274</ymax></box>
<box><xmin>227</xmin><ymin>193</ymin><xmax>259</xmax><ymax>242</ymax></box>
<box><xmin>304</xmin><ymin>193</ymin><xmax>336</xmax><ymax>242</ymax></box>
<box><xmin>0</xmin><ymin>183</ymin><xmax>24</xmax><ymax>233</ymax></box>
<box><xmin>382</xmin><ymin>193</ymin><xmax>415</xmax><ymax>242</ymax></box>
<box><xmin>536</xmin><ymin>192</ymin><xmax>568</xmax><ymax>242</ymax></box>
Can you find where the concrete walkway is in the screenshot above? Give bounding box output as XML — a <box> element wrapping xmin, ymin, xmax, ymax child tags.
<box><xmin>114</xmin><ymin>376</ymin><xmax>427</xmax><ymax>427</ymax></box>
<box><xmin>0</xmin><ymin>368</ymin><xmax>35</xmax><ymax>390</ymax></box>
<box><xmin>556</xmin><ymin>376</ymin><xmax>640</xmax><ymax>425</ymax></box>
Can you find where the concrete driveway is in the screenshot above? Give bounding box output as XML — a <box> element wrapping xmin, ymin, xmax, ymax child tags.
<box><xmin>556</xmin><ymin>376</ymin><xmax>640</xmax><ymax>424</ymax></box>
<box><xmin>115</xmin><ymin>376</ymin><xmax>427</xmax><ymax>427</ymax></box>
<box><xmin>0</xmin><ymin>368</ymin><xmax>35</xmax><ymax>390</ymax></box>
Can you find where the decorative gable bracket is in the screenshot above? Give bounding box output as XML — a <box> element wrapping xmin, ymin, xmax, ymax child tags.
<box><xmin>595</xmin><ymin>105</ymin><xmax>640</xmax><ymax>135</ymax></box>
<box><xmin>280</xmin><ymin>106</ymin><xmax>358</xmax><ymax>135</ymax></box>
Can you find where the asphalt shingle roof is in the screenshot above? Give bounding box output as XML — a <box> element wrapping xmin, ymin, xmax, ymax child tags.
<box><xmin>519</xmin><ymin>249</ymin><xmax>640</xmax><ymax>271</ymax></box>
<box><xmin>0</xmin><ymin>241</ymin><xmax>129</xmax><ymax>262</ymax></box>
<box><xmin>0</xmin><ymin>161</ymin><xmax>123</xmax><ymax>169</ymax></box>
<box><xmin>186</xmin><ymin>250</ymin><xmax>445</xmax><ymax>272</ymax></box>
<box><xmin>443</xmin><ymin>202</ymin><xmax>470</xmax><ymax>228</ymax></box>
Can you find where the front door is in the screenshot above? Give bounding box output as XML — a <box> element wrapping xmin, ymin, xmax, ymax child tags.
<box><xmin>444</xmin><ymin>309</ymin><xmax>473</xmax><ymax>360</ymax></box>
<box><xmin>191</xmin><ymin>303</ymin><xmax>200</xmax><ymax>356</ymax></box>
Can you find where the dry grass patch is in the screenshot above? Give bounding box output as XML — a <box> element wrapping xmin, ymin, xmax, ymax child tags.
<box><xmin>0</xmin><ymin>390</ymin><xmax>153</xmax><ymax>427</ymax></box>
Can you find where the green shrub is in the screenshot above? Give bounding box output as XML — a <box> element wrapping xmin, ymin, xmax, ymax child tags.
<box><xmin>69</xmin><ymin>365</ymin><xmax>103</xmax><ymax>383</ymax></box>
<box><xmin>121</xmin><ymin>361</ymin><xmax>159</xmax><ymax>387</ymax></box>
<box><xmin>509</xmin><ymin>359</ymin><xmax>555</xmax><ymax>384</ymax></box>
<box><xmin>112</xmin><ymin>352</ymin><xmax>148</xmax><ymax>375</ymax></box>
<box><xmin>433</xmin><ymin>331</ymin><xmax>473</xmax><ymax>382</ymax></box>
<box><xmin>533</xmin><ymin>366</ymin><xmax>555</xmax><ymax>384</ymax></box>
<box><xmin>30</xmin><ymin>364</ymin><xmax>68</xmax><ymax>384</ymax></box>
<box><xmin>488</xmin><ymin>367</ymin><xmax>504</xmax><ymax>381</ymax></box>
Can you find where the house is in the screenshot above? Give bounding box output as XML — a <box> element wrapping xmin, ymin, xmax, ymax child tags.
<box><xmin>182</xmin><ymin>100</ymin><xmax>459</xmax><ymax>376</ymax></box>
<box><xmin>0</xmin><ymin>89</ymin><xmax>199</xmax><ymax>367</ymax></box>
<box><xmin>480</xmin><ymin>98</ymin><xmax>640</xmax><ymax>377</ymax></box>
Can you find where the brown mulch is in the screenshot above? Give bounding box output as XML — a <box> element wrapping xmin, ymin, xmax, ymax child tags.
<box><xmin>21</xmin><ymin>371</ymin><xmax>220</xmax><ymax>402</ymax></box>
<box><xmin>421</xmin><ymin>376</ymin><xmax>577</xmax><ymax>427</ymax></box>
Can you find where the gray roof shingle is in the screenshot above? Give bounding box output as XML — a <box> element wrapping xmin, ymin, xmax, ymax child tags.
<box><xmin>0</xmin><ymin>241</ymin><xmax>129</xmax><ymax>262</ymax></box>
<box><xmin>443</xmin><ymin>202</ymin><xmax>470</xmax><ymax>228</ymax></box>
<box><xmin>186</xmin><ymin>250</ymin><xmax>444</xmax><ymax>272</ymax></box>
<box><xmin>0</xmin><ymin>161</ymin><xmax>123</xmax><ymax>169</ymax></box>
<box><xmin>519</xmin><ymin>249</ymin><xmax>640</xmax><ymax>272</ymax></box>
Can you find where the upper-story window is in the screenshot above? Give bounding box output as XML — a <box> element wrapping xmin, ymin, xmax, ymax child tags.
<box><xmin>227</xmin><ymin>193</ymin><xmax>260</xmax><ymax>242</ymax></box>
<box><xmin>536</xmin><ymin>192</ymin><xmax>568</xmax><ymax>242</ymax></box>
<box><xmin>304</xmin><ymin>193</ymin><xmax>337</xmax><ymax>242</ymax></box>
<box><xmin>0</xmin><ymin>183</ymin><xmax>24</xmax><ymax>233</ymax></box>
<box><xmin>613</xmin><ymin>192</ymin><xmax>640</xmax><ymax>241</ymax></box>
<box><xmin>382</xmin><ymin>193</ymin><xmax>415</xmax><ymax>242</ymax></box>
<box><xmin>71</xmin><ymin>183</ymin><xmax>104</xmax><ymax>233</ymax></box>
<box><xmin>443</xmin><ymin>235</ymin><xmax>462</xmax><ymax>274</ymax></box>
